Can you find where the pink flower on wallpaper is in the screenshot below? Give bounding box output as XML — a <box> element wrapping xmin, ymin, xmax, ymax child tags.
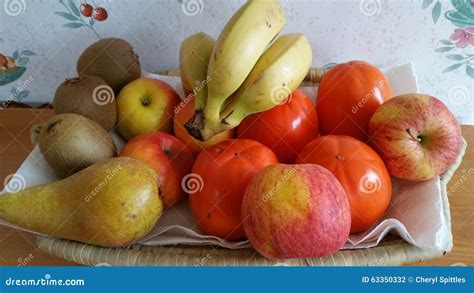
<box><xmin>450</xmin><ymin>28</ymin><xmax>474</xmax><ymax>48</ymax></box>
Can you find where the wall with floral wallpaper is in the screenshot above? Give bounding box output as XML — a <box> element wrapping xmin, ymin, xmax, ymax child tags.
<box><xmin>422</xmin><ymin>0</ymin><xmax>474</xmax><ymax>78</ymax></box>
<box><xmin>0</xmin><ymin>0</ymin><xmax>473</xmax><ymax>124</ymax></box>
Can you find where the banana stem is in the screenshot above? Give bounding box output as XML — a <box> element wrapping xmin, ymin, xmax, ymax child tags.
<box><xmin>201</xmin><ymin>99</ymin><xmax>246</xmax><ymax>140</ymax></box>
<box><xmin>194</xmin><ymin>91</ymin><xmax>207</xmax><ymax>111</ymax></box>
<box><xmin>197</xmin><ymin>66</ymin><xmax>329</xmax><ymax>140</ymax></box>
<box><xmin>202</xmin><ymin>96</ymin><xmax>226</xmax><ymax>140</ymax></box>
<box><xmin>305</xmin><ymin>67</ymin><xmax>329</xmax><ymax>83</ymax></box>
<box><xmin>200</xmin><ymin>115</ymin><xmax>224</xmax><ymax>141</ymax></box>
<box><xmin>191</xmin><ymin>76</ymin><xmax>211</xmax><ymax>111</ymax></box>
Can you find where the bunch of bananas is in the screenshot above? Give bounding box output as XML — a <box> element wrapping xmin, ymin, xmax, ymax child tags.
<box><xmin>179</xmin><ymin>0</ymin><xmax>313</xmax><ymax>140</ymax></box>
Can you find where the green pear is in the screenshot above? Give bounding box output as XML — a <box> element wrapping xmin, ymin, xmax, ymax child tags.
<box><xmin>0</xmin><ymin>157</ymin><xmax>163</xmax><ymax>247</ymax></box>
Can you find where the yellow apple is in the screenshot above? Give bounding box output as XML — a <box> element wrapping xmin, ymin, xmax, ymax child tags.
<box><xmin>117</xmin><ymin>78</ymin><xmax>181</xmax><ymax>140</ymax></box>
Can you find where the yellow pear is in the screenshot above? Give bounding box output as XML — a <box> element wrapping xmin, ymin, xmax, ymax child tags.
<box><xmin>0</xmin><ymin>157</ymin><xmax>163</xmax><ymax>247</ymax></box>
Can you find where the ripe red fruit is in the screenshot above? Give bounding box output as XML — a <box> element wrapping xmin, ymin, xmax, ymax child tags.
<box><xmin>80</xmin><ymin>3</ymin><xmax>93</xmax><ymax>17</ymax></box>
<box><xmin>93</xmin><ymin>7</ymin><xmax>108</xmax><ymax>21</ymax></box>
<box><xmin>296</xmin><ymin>135</ymin><xmax>392</xmax><ymax>233</ymax></box>
<box><xmin>237</xmin><ymin>89</ymin><xmax>318</xmax><ymax>163</ymax></box>
<box><xmin>190</xmin><ymin>139</ymin><xmax>278</xmax><ymax>240</ymax></box>
<box><xmin>121</xmin><ymin>132</ymin><xmax>194</xmax><ymax>208</ymax></box>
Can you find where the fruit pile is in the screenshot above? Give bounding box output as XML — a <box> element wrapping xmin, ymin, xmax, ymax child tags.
<box><xmin>0</xmin><ymin>0</ymin><xmax>463</xmax><ymax>261</ymax></box>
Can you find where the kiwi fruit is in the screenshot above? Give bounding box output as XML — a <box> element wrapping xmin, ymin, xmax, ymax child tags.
<box><xmin>37</xmin><ymin>113</ymin><xmax>117</xmax><ymax>178</ymax></box>
<box><xmin>53</xmin><ymin>75</ymin><xmax>117</xmax><ymax>131</ymax></box>
<box><xmin>76</xmin><ymin>38</ymin><xmax>141</xmax><ymax>93</ymax></box>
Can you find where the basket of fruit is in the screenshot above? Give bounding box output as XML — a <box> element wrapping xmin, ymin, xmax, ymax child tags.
<box><xmin>0</xmin><ymin>0</ymin><xmax>468</xmax><ymax>266</ymax></box>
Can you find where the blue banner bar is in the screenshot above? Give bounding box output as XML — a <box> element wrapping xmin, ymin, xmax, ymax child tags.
<box><xmin>0</xmin><ymin>266</ymin><xmax>472</xmax><ymax>292</ymax></box>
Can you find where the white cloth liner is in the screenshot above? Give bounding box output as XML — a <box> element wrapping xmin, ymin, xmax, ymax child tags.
<box><xmin>0</xmin><ymin>62</ymin><xmax>452</xmax><ymax>252</ymax></box>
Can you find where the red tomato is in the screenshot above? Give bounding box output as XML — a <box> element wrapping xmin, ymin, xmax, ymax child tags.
<box><xmin>189</xmin><ymin>139</ymin><xmax>278</xmax><ymax>240</ymax></box>
<box><xmin>316</xmin><ymin>61</ymin><xmax>392</xmax><ymax>142</ymax></box>
<box><xmin>296</xmin><ymin>135</ymin><xmax>392</xmax><ymax>233</ymax></box>
<box><xmin>237</xmin><ymin>89</ymin><xmax>318</xmax><ymax>163</ymax></box>
<box><xmin>120</xmin><ymin>131</ymin><xmax>194</xmax><ymax>208</ymax></box>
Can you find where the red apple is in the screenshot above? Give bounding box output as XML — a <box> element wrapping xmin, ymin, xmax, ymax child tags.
<box><xmin>120</xmin><ymin>132</ymin><xmax>194</xmax><ymax>207</ymax></box>
<box><xmin>117</xmin><ymin>78</ymin><xmax>181</xmax><ymax>140</ymax></box>
<box><xmin>241</xmin><ymin>164</ymin><xmax>351</xmax><ymax>260</ymax></box>
<box><xmin>368</xmin><ymin>94</ymin><xmax>461</xmax><ymax>181</ymax></box>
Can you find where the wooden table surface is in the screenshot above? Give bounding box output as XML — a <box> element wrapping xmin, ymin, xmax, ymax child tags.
<box><xmin>0</xmin><ymin>108</ymin><xmax>473</xmax><ymax>266</ymax></box>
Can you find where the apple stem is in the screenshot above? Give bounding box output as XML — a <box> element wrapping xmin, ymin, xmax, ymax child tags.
<box><xmin>406</xmin><ymin>128</ymin><xmax>422</xmax><ymax>142</ymax></box>
<box><xmin>141</xmin><ymin>97</ymin><xmax>150</xmax><ymax>107</ymax></box>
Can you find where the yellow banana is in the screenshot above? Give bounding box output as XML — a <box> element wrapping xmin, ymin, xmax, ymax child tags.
<box><xmin>202</xmin><ymin>33</ymin><xmax>312</xmax><ymax>139</ymax></box>
<box><xmin>179</xmin><ymin>32</ymin><xmax>215</xmax><ymax>110</ymax></box>
<box><xmin>203</xmin><ymin>0</ymin><xmax>286</xmax><ymax>135</ymax></box>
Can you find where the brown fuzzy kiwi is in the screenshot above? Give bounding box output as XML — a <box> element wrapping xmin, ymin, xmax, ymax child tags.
<box><xmin>76</xmin><ymin>38</ymin><xmax>141</xmax><ymax>94</ymax></box>
<box><xmin>53</xmin><ymin>75</ymin><xmax>117</xmax><ymax>131</ymax></box>
<box><xmin>38</xmin><ymin>113</ymin><xmax>117</xmax><ymax>178</ymax></box>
